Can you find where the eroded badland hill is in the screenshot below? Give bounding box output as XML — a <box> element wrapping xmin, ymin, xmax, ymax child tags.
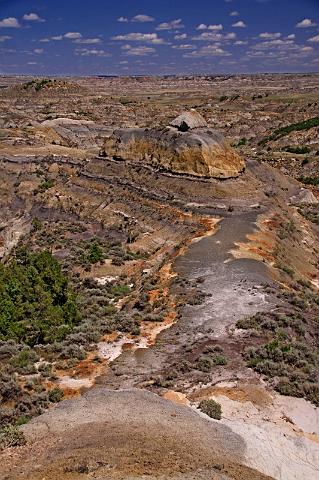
<box><xmin>0</xmin><ymin>74</ymin><xmax>318</xmax><ymax>480</ymax></box>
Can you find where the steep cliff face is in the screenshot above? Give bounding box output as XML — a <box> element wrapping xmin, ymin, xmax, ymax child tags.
<box><xmin>103</xmin><ymin>113</ymin><xmax>245</xmax><ymax>179</ymax></box>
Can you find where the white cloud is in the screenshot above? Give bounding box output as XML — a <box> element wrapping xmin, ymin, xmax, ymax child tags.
<box><xmin>132</xmin><ymin>14</ymin><xmax>155</xmax><ymax>23</ymax></box>
<box><xmin>251</xmin><ymin>39</ymin><xmax>297</xmax><ymax>52</ymax></box>
<box><xmin>112</xmin><ymin>32</ymin><xmax>165</xmax><ymax>44</ymax></box>
<box><xmin>232</xmin><ymin>21</ymin><xmax>246</xmax><ymax>28</ymax></box>
<box><xmin>174</xmin><ymin>33</ymin><xmax>187</xmax><ymax>40</ymax></box>
<box><xmin>308</xmin><ymin>35</ymin><xmax>319</xmax><ymax>43</ymax></box>
<box><xmin>234</xmin><ymin>40</ymin><xmax>248</xmax><ymax>45</ymax></box>
<box><xmin>27</xmin><ymin>61</ymin><xmax>37</xmax><ymax>65</ymax></box>
<box><xmin>172</xmin><ymin>44</ymin><xmax>195</xmax><ymax>50</ymax></box>
<box><xmin>0</xmin><ymin>35</ymin><xmax>11</xmax><ymax>42</ymax></box>
<box><xmin>230</xmin><ymin>11</ymin><xmax>239</xmax><ymax>17</ymax></box>
<box><xmin>64</xmin><ymin>32</ymin><xmax>82</xmax><ymax>40</ymax></box>
<box><xmin>287</xmin><ymin>34</ymin><xmax>296</xmax><ymax>39</ymax></box>
<box><xmin>196</xmin><ymin>24</ymin><xmax>207</xmax><ymax>30</ymax></box>
<box><xmin>118</xmin><ymin>17</ymin><xmax>128</xmax><ymax>23</ymax></box>
<box><xmin>296</xmin><ymin>18</ymin><xmax>317</xmax><ymax>28</ymax></box>
<box><xmin>156</xmin><ymin>19</ymin><xmax>184</xmax><ymax>30</ymax></box>
<box><xmin>300</xmin><ymin>46</ymin><xmax>314</xmax><ymax>52</ymax></box>
<box><xmin>23</xmin><ymin>13</ymin><xmax>44</xmax><ymax>22</ymax></box>
<box><xmin>184</xmin><ymin>44</ymin><xmax>231</xmax><ymax>58</ymax></box>
<box><xmin>208</xmin><ymin>24</ymin><xmax>223</xmax><ymax>31</ymax></box>
<box><xmin>75</xmin><ymin>48</ymin><xmax>111</xmax><ymax>57</ymax></box>
<box><xmin>123</xmin><ymin>45</ymin><xmax>156</xmax><ymax>56</ymax></box>
<box><xmin>193</xmin><ymin>32</ymin><xmax>236</xmax><ymax>41</ymax></box>
<box><xmin>34</xmin><ymin>48</ymin><xmax>43</xmax><ymax>54</ymax></box>
<box><xmin>41</xmin><ymin>32</ymin><xmax>92</xmax><ymax>42</ymax></box>
<box><xmin>74</xmin><ymin>38</ymin><xmax>102</xmax><ymax>44</ymax></box>
<box><xmin>196</xmin><ymin>24</ymin><xmax>223</xmax><ymax>31</ymax></box>
<box><xmin>259</xmin><ymin>32</ymin><xmax>281</xmax><ymax>39</ymax></box>
<box><xmin>0</xmin><ymin>17</ymin><xmax>20</xmax><ymax>28</ymax></box>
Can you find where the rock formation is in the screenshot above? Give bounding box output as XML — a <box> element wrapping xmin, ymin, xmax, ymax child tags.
<box><xmin>102</xmin><ymin>111</ymin><xmax>245</xmax><ymax>179</ymax></box>
<box><xmin>290</xmin><ymin>188</ymin><xmax>318</xmax><ymax>205</ymax></box>
<box><xmin>170</xmin><ymin>109</ymin><xmax>208</xmax><ymax>131</ymax></box>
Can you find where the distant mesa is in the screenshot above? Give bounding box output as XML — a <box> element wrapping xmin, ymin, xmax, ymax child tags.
<box><xmin>102</xmin><ymin>110</ymin><xmax>245</xmax><ymax>179</ymax></box>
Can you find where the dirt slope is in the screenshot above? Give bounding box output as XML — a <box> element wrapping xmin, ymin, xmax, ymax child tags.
<box><xmin>1</xmin><ymin>388</ymin><xmax>272</xmax><ymax>480</ymax></box>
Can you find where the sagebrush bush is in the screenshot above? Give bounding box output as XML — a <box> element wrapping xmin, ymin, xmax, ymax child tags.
<box><xmin>199</xmin><ymin>399</ymin><xmax>222</xmax><ymax>420</ymax></box>
<box><xmin>0</xmin><ymin>425</ymin><xmax>26</xmax><ymax>450</ymax></box>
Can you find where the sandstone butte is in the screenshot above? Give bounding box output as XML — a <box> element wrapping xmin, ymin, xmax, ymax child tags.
<box><xmin>102</xmin><ymin>110</ymin><xmax>245</xmax><ymax>179</ymax></box>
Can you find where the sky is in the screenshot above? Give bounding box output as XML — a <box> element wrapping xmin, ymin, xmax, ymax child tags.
<box><xmin>0</xmin><ymin>0</ymin><xmax>318</xmax><ymax>76</ymax></box>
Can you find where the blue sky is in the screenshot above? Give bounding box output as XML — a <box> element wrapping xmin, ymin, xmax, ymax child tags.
<box><xmin>0</xmin><ymin>0</ymin><xmax>318</xmax><ymax>75</ymax></box>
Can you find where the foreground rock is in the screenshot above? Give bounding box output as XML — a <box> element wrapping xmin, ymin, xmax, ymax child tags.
<box><xmin>102</xmin><ymin>111</ymin><xmax>245</xmax><ymax>179</ymax></box>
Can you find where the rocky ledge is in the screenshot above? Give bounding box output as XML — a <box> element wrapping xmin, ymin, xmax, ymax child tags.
<box><xmin>102</xmin><ymin>110</ymin><xmax>245</xmax><ymax>179</ymax></box>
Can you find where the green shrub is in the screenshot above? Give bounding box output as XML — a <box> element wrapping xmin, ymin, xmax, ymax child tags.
<box><xmin>284</xmin><ymin>146</ymin><xmax>310</xmax><ymax>154</ymax></box>
<box><xmin>37</xmin><ymin>178</ymin><xmax>55</xmax><ymax>192</ymax></box>
<box><xmin>0</xmin><ymin>425</ymin><xmax>26</xmax><ymax>450</ymax></box>
<box><xmin>298</xmin><ymin>176</ymin><xmax>319</xmax><ymax>187</ymax></box>
<box><xmin>0</xmin><ymin>249</ymin><xmax>80</xmax><ymax>345</ymax></box>
<box><xmin>259</xmin><ymin>117</ymin><xmax>319</xmax><ymax>146</ymax></box>
<box><xmin>10</xmin><ymin>348</ymin><xmax>39</xmax><ymax>374</ymax></box>
<box><xmin>48</xmin><ymin>387</ymin><xmax>64</xmax><ymax>403</ymax></box>
<box><xmin>213</xmin><ymin>355</ymin><xmax>228</xmax><ymax>365</ymax></box>
<box><xmin>199</xmin><ymin>399</ymin><xmax>222</xmax><ymax>420</ymax></box>
<box><xmin>88</xmin><ymin>242</ymin><xmax>104</xmax><ymax>264</ymax></box>
<box><xmin>237</xmin><ymin>137</ymin><xmax>247</xmax><ymax>147</ymax></box>
<box><xmin>16</xmin><ymin>415</ymin><xmax>30</xmax><ymax>426</ymax></box>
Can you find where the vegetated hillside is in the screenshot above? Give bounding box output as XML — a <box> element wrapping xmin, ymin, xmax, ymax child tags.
<box><xmin>258</xmin><ymin>117</ymin><xmax>319</xmax><ymax>146</ymax></box>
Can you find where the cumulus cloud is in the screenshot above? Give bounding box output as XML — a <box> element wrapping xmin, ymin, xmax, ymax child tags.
<box><xmin>0</xmin><ymin>35</ymin><xmax>11</xmax><ymax>42</ymax></box>
<box><xmin>118</xmin><ymin>17</ymin><xmax>128</xmax><ymax>23</ymax></box>
<box><xmin>296</xmin><ymin>18</ymin><xmax>317</xmax><ymax>28</ymax></box>
<box><xmin>183</xmin><ymin>44</ymin><xmax>231</xmax><ymax>58</ymax></box>
<box><xmin>251</xmin><ymin>39</ymin><xmax>297</xmax><ymax>52</ymax></box>
<box><xmin>300</xmin><ymin>46</ymin><xmax>314</xmax><ymax>52</ymax></box>
<box><xmin>308</xmin><ymin>35</ymin><xmax>319</xmax><ymax>43</ymax></box>
<box><xmin>232</xmin><ymin>21</ymin><xmax>246</xmax><ymax>28</ymax></box>
<box><xmin>172</xmin><ymin>44</ymin><xmax>195</xmax><ymax>50</ymax></box>
<box><xmin>230</xmin><ymin>11</ymin><xmax>239</xmax><ymax>17</ymax></box>
<box><xmin>34</xmin><ymin>48</ymin><xmax>43</xmax><ymax>54</ymax></box>
<box><xmin>156</xmin><ymin>19</ymin><xmax>184</xmax><ymax>30</ymax></box>
<box><xmin>23</xmin><ymin>13</ymin><xmax>44</xmax><ymax>22</ymax></box>
<box><xmin>74</xmin><ymin>38</ymin><xmax>102</xmax><ymax>44</ymax></box>
<box><xmin>196</xmin><ymin>24</ymin><xmax>223</xmax><ymax>31</ymax></box>
<box><xmin>132</xmin><ymin>15</ymin><xmax>155</xmax><ymax>23</ymax></box>
<box><xmin>75</xmin><ymin>48</ymin><xmax>111</xmax><ymax>57</ymax></box>
<box><xmin>112</xmin><ymin>32</ymin><xmax>166</xmax><ymax>44</ymax></box>
<box><xmin>0</xmin><ymin>17</ymin><xmax>20</xmax><ymax>28</ymax></box>
<box><xmin>64</xmin><ymin>32</ymin><xmax>82</xmax><ymax>40</ymax></box>
<box><xmin>287</xmin><ymin>34</ymin><xmax>296</xmax><ymax>39</ymax></box>
<box><xmin>174</xmin><ymin>33</ymin><xmax>187</xmax><ymax>40</ymax></box>
<box><xmin>122</xmin><ymin>45</ymin><xmax>156</xmax><ymax>56</ymax></box>
<box><xmin>193</xmin><ymin>32</ymin><xmax>236</xmax><ymax>41</ymax></box>
<box><xmin>259</xmin><ymin>32</ymin><xmax>281</xmax><ymax>39</ymax></box>
<box><xmin>41</xmin><ymin>32</ymin><xmax>88</xmax><ymax>42</ymax></box>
